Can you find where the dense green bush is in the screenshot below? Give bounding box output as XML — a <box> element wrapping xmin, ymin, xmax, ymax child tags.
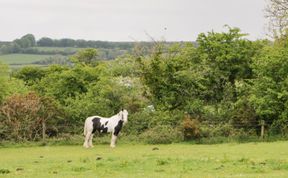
<box><xmin>124</xmin><ymin>110</ymin><xmax>153</xmax><ymax>135</ymax></box>
<box><xmin>140</xmin><ymin>125</ymin><xmax>182</xmax><ymax>144</ymax></box>
<box><xmin>199</xmin><ymin>123</ymin><xmax>257</xmax><ymax>138</ymax></box>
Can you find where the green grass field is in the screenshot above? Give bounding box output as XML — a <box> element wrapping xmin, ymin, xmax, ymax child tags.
<box><xmin>0</xmin><ymin>54</ymin><xmax>51</xmax><ymax>65</ymax></box>
<box><xmin>0</xmin><ymin>141</ymin><xmax>288</xmax><ymax>178</ymax></box>
<box><xmin>32</xmin><ymin>47</ymin><xmax>82</xmax><ymax>52</ymax></box>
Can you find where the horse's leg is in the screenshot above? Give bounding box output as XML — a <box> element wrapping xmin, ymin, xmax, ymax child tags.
<box><xmin>88</xmin><ymin>133</ymin><xmax>94</xmax><ymax>148</ymax></box>
<box><xmin>83</xmin><ymin>131</ymin><xmax>91</xmax><ymax>148</ymax></box>
<box><xmin>110</xmin><ymin>133</ymin><xmax>117</xmax><ymax>148</ymax></box>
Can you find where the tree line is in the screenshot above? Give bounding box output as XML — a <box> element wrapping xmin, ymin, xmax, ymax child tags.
<box><xmin>0</xmin><ymin>34</ymin><xmax>155</xmax><ymax>55</ymax></box>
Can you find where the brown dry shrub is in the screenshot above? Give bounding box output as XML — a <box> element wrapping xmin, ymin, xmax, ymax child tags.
<box><xmin>182</xmin><ymin>114</ymin><xmax>200</xmax><ymax>140</ymax></box>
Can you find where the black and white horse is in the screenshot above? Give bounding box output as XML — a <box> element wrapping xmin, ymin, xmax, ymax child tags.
<box><xmin>83</xmin><ymin>109</ymin><xmax>128</xmax><ymax>148</ymax></box>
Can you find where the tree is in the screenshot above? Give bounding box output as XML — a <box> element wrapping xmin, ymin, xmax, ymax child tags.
<box><xmin>13</xmin><ymin>34</ymin><xmax>36</xmax><ymax>48</ymax></box>
<box><xmin>22</xmin><ymin>34</ymin><xmax>36</xmax><ymax>47</ymax></box>
<box><xmin>60</xmin><ymin>38</ymin><xmax>76</xmax><ymax>47</ymax></box>
<box><xmin>196</xmin><ymin>27</ymin><xmax>258</xmax><ymax>103</ymax></box>
<box><xmin>265</xmin><ymin>0</ymin><xmax>288</xmax><ymax>38</ymax></box>
<box><xmin>139</xmin><ymin>43</ymin><xmax>204</xmax><ymax>111</ymax></box>
<box><xmin>75</xmin><ymin>39</ymin><xmax>87</xmax><ymax>48</ymax></box>
<box><xmin>37</xmin><ymin>37</ymin><xmax>54</xmax><ymax>46</ymax></box>
<box><xmin>52</xmin><ymin>38</ymin><xmax>76</xmax><ymax>47</ymax></box>
<box><xmin>71</xmin><ymin>48</ymin><xmax>98</xmax><ymax>65</ymax></box>
<box><xmin>36</xmin><ymin>64</ymin><xmax>99</xmax><ymax>103</ymax></box>
<box><xmin>248</xmin><ymin>40</ymin><xmax>288</xmax><ymax>135</ymax></box>
<box><xmin>140</xmin><ymin>28</ymin><xmax>260</xmax><ymax>112</ymax></box>
<box><xmin>0</xmin><ymin>43</ymin><xmax>21</xmax><ymax>54</ymax></box>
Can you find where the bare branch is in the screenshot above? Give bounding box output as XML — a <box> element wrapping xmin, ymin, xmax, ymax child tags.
<box><xmin>265</xmin><ymin>0</ymin><xmax>288</xmax><ymax>38</ymax></box>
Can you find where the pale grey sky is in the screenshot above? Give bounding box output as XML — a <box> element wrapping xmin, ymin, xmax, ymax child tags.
<box><xmin>0</xmin><ymin>0</ymin><xmax>267</xmax><ymax>41</ymax></box>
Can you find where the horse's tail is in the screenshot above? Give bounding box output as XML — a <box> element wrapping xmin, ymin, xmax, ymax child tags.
<box><xmin>83</xmin><ymin>119</ymin><xmax>87</xmax><ymax>136</ymax></box>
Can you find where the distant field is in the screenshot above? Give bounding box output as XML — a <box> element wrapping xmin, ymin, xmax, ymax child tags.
<box><xmin>34</xmin><ymin>47</ymin><xmax>78</xmax><ymax>51</ymax></box>
<box><xmin>0</xmin><ymin>54</ymin><xmax>52</xmax><ymax>65</ymax></box>
<box><xmin>0</xmin><ymin>142</ymin><xmax>288</xmax><ymax>178</ymax></box>
<box><xmin>31</xmin><ymin>47</ymin><xmax>83</xmax><ymax>52</ymax></box>
<box><xmin>0</xmin><ymin>46</ymin><xmax>126</xmax><ymax>68</ymax></box>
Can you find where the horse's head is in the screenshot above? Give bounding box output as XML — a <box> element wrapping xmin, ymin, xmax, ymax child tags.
<box><xmin>120</xmin><ymin>109</ymin><xmax>128</xmax><ymax>124</ymax></box>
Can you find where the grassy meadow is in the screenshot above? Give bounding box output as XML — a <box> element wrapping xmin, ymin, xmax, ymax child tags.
<box><xmin>0</xmin><ymin>141</ymin><xmax>288</xmax><ymax>178</ymax></box>
<box><xmin>30</xmin><ymin>47</ymin><xmax>81</xmax><ymax>52</ymax></box>
<box><xmin>0</xmin><ymin>54</ymin><xmax>51</xmax><ymax>65</ymax></box>
<box><xmin>0</xmin><ymin>53</ymin><xmax>70</xmax><ymax>69</ymax></box>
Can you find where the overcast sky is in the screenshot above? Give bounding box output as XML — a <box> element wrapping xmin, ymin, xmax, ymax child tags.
<box><xmin>0</xmin><ymin>0</ymin><xmax>267</xmax><ymax>41</ymax></box>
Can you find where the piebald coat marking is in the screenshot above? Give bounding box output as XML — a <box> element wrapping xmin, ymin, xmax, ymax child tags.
<box><xmin>83</xmin><ymin>110</ymin><xmax>128</xmax><ymax>148</ymax></box>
